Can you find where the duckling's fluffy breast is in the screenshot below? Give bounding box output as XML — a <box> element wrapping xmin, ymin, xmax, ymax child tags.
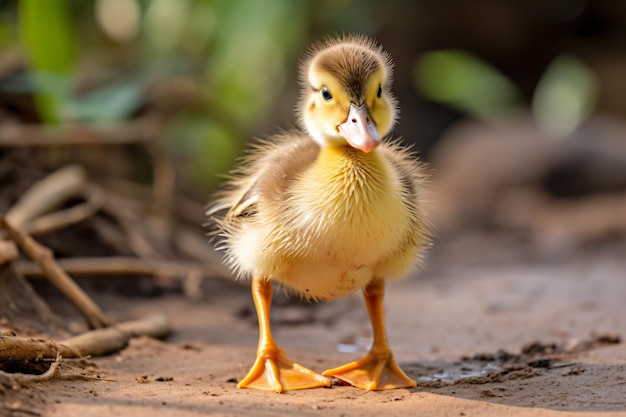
<box><xmin>214</xmin><ymin>134</ymin><xmax>429</xmax><ymax>300</ymax></box>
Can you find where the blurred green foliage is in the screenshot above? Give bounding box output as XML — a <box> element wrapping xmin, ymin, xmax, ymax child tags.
<box><xmin>415</xmin><ymin>50</ymin><xmax>522</xmax><ymax>122</ymax></box>
<box><xmin>532</xmin><ymin>54</ymin><xmax>598</xmax><ymax>139</ymax></box>
<box><xmin>8</xmin><ymin>0</ymin><xmax>314</xmax><ymax>189</ymax></box>
<box><xmin>415</xmin><ymin>50</ymin><xmax>598</xmax><ymax>139</ymax></box>
<box><xmin>19</xmin><ymin>0</ymin><xmax>75</xmax><ymax>122</ymax></box>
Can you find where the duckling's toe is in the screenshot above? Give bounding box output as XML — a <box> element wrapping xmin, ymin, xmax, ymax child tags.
<box><xmin>238</xmin><ymin>351</ymin><xmax>331</xmax><ymax>393</ymax></box>
<box><xmin>323</xmin><ymin>352</ymin><xmax>416</xmax><ymax>390</ymax></box>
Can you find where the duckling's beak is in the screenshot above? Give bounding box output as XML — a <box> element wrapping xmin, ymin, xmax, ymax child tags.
<box><xmin>338</xmin><ymin>103</ymin><xmax>380</xmax><ymax>153</ymax></box>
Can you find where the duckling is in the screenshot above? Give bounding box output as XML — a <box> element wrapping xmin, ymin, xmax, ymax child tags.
<box><xmin>208</xmin><ymin>34</ymin><xmax>430</xmax><ymax>392</ymax></box>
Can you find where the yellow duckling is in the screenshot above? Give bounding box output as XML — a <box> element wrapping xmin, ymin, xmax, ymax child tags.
<box><xmin>208</xmin><ymin>34</ymin><xmax>430</xmax><ymax>392</ymax></box>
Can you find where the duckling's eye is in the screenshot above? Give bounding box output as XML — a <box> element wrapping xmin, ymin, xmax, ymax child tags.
<box><xmin>321</xmin><ymin>88</ymin><xmax>333</xmax><ymax>101</ymax></box>
<box><xmin>377</xmin><ymin>85</ymin><xmax>382</xmax><ymax>98</ymax></box>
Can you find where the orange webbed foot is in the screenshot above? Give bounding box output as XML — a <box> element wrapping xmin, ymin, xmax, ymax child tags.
<box><xmin>238</xmin><ymin>350</ymin><xmax>331</xmax><ymax>393</ymax></box>
<box><xmin>323</xmin><ymin>352</ymin><xmax>416</xmax><ymax>390</ymax></box>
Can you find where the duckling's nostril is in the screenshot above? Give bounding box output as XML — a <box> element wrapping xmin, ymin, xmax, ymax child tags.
<box><xmin>351</xmin><ymin>118</ymin><xmax>357</xmax><ymax>123</ymax></box>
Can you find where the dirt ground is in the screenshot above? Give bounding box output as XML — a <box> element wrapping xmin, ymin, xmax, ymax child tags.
<box><xmin>2</xmin><ymin>237</ymin><xmax>626</xmax><ymax>417</ymax></box>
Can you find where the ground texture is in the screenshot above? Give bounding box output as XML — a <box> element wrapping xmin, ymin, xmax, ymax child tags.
<box><xmin>2</xmin><ymin>241</ymin><xmax>625</xmax><ymax>417</ymax></box>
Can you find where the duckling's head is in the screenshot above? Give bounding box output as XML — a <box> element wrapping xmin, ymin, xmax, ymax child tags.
<box><xmin>297</xmin><ymin>35</ymin><xmax>398</xmax><ymax>153</ymax></box>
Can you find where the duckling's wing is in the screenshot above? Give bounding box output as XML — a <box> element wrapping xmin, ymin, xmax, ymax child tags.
<box><xmin>206</xmin><ymin>177</ymin><xmax>259</xmax><ymax>222</ymax></box>
<box><xmin>228</xmin><ymin>180</ymin><xmax>259</xmax><ymax>218</ymax></box>
<box><xmin>205</xmin><ymin>184</ymin><xmax>257</xmax><ymax>218</ymax></box>
<box><xmin>208</xmin><ymin>133</ymin><xmax>320</xmax><ymax>222</ymax></box>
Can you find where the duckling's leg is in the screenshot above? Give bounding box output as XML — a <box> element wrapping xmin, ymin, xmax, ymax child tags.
<box><xmin>323</xmin><ymin>278</ymin><xmax>416</xmax><ymax>390</ymax></box>
<box><xmin>237</xmin><ymin>277</ymin><xmax>331</xmax><ymax>392</ymax></box>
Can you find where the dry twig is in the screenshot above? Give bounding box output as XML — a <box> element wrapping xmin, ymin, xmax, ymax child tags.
<box><xmin>5</xmin><ymin>165</ymin><xmax>88</xmax><ymax>229</ymax></box>
<box><xmin>15</xmin><ymin>256</ymin><xmax>223</xmax><ymax>280</ymax></box>
<box><xmin>0</xmin><ymin>214</ymin><xmax>111</xmax><ymax>329</ymax></box>
<box><xmin>60</xmin><ymin>314</ymin><xmax>170</xmax><ymax>357</ymax></box>
<box><xmin>22</xmin><ymin>187</ymin><xmax>105</xmax><ymax>236</ymax></box>
<box><xmin>99</xmin><ymin>189</ymin><xmax>169</xmax><ymax>260</ymax></box>
<box><xmin>0</xmin><ymin>314</ymin><xmax>170</xmax><ymax>363</ymax></box>
<box><xmin>0</xmin><ymin>354</ymin><xmax>62</xmax><ymax>385</ymax></box>
<box><xmin>0</xmin><ymin>240</ymin><xmax>18</xmax><ymax>265</ymax></box>
<box><xmin>0</xmin><ymin>117</ymin><xmax>161</xmax><ymax>147</ymax></box>
<box><xmin>148</xmin><ymin>131</ymin><xmax>176</xmax><ymax>239</ymax></box>
<box><xmin>0</xmin><ymin>336</ymin><xmax>61</xmax><ymax>363</ymax></box>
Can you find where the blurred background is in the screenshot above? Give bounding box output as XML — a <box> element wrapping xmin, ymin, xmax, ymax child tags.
<box><xmin>3</xmin><ymin>5</ymin><xmax>626</xmax><ymax>410</ymax></box>
<box><xmin>1</xmin><ymin>0</ymin><xmax>626</xmax><ymax>298</ymax></box>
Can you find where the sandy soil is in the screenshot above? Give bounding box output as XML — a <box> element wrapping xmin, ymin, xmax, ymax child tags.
<box><xmin>2</xmin><ymin>240</ymin><xmax>626</xmax><ymax>417</ymax></box>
